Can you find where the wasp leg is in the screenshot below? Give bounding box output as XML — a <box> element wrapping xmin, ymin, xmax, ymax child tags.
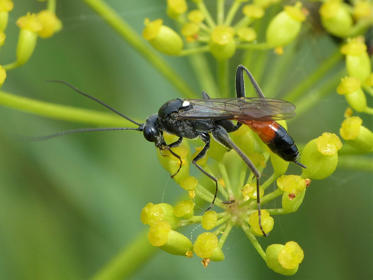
<box><xmin>193</xmin><ymin>133</ymin><xmax>219</xmax><ymax>210</ymax></box>
<box><xmin>212</xmin><ymin>125</ymin><xmax>267</xmax><ymax>237</ymax></box>
<box><xmin>161</xmin><ymin>137</ymin><xmax>184</xmax><ymax>178</ymax></box>
<box><xmin>201</xmin><ymin>90</ymin><xmax>210</xmax><ymax>100</ymax></box>
<box><xmin>168</xmin><ymin>137</ymin><xmax>183</xmax><ymax>148</ymax></box>
<box><xmin>236</xmin><ymin>65</ymin><xmax>265</xmax><ymax>99</ymax></box>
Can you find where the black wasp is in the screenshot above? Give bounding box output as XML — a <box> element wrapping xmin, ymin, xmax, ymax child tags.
<box><xmin>43</xmin><ymin>65</ymin><xmax>305</xmax><ymax>236</ymax></box>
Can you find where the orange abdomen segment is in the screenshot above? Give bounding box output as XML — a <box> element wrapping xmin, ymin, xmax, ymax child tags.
<box><xmin>241</xmin><ymin>120</ymin><xmax>279</xmax><ymax>144</ymax></box>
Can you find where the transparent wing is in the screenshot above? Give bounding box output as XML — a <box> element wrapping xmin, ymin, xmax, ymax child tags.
<box><xmin>177</xmin><ymin>98</ymin><xmax>296</xmax><ymax>121</ymax></box>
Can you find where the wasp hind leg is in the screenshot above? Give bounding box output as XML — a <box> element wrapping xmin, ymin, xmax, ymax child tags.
<box><xmin>236</xmin><ymin>65</ymin><xmax>265</xmax><ymax>99</ymax></box>
<box><xmin>212</xmin><ymin>125</ymin><xmax>267</xmax><ymax>237</ymax></box>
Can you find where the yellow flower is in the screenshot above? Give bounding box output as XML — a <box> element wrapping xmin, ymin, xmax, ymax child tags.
<box><xmin>37</xmin><ymin>10</ymin><xmax>62</xmax><ymax>38</ymax></box>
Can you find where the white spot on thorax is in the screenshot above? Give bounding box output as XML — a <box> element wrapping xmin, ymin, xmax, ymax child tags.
<box><xmin>182</xmin><ymin>100</ymin><xmax>190</xmax><ymax>107</ymax></box>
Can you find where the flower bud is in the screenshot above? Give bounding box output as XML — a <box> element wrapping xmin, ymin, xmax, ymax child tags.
<box><xmin>340</xmin><ymin>116</ymin><xmax>373</xmax><ymax>152</ymax></box>
<box><xmin>237</xmin><ymin>27</ymin><xmax>257</xmax><ymax>42</ymax></box>
<box><xmin>209</xmin><ymin>26</ymin><xmax>236</xmax><ymax>60</ymax></box>
<box><xmin>248</xmin><ymin>210</ymin><xmax>274</xmax><ymax>236</ymax></box>
<box><xmin>188</xmin><ymin>10</ymin><xmax>205</xmax><ymax>23</ymax></box>
<box><xmin>266</xmin><ymin>241</ymin><xmax>304</xmax><ymax>275</ymax></box>
<box><xmin>320</xmin><ymin>0</ymin><xmax>353</xmax><ymax>38</ymax></box>
<box><xmin>140</xmin><ymin>202</ymin><xmax>177</xmax><ymax>227</ymax></box>
<box><xmin>181</xmin><ymin>22</ymin><xmax>199</xmax><ymax>42</ymax></box>
<box><xmin>167</xmin><ymin>0</ymin><xmax>187</xmax><ymax>20</ymax></box>
<box><xmin>243</xmin><ymin>4</ymin><xmax>264</xmax><ymax>19</ymax></box>
<box><xmin>241</xmin><ymin>183</ymin><xmax>264</xmax><ymax>201</ymax></box>
<box><xmin>337</xmin><ymin>76</ymin><xmax>367</xmax><ymax>112</ymax></box>
<box><xmin>266</xmin><ymin>2</ymin><xmax>306</xmax><ymax>47</ymax></box>
<box><xmin>194</xmin><ymin>232</ymin><xmax>224</xmax><ymax>261</ymax></box>
<box><xmin>0</xmin><ymin>0</ymin><xmax>13</xmax><ymax>31</ymax></box>
<box><xmin>282</xmin><ymin>189</ymin><xmax>306</xmax><ymax>212</ymax></box>
<box><xmin>277</xmin><ymin>175</ymin><xmax>307</xmax><ymax>196</ymax></box>
<box><xmin>16</xmin><ymin>13</ymin><xmax>42</xmax><ymax>66</ymax></box>
<box><xmin>174</xmin><ymin>200</ymin><xmax>195</xmax><ymax>218</ymax></box>
<box><xmin>143</xmin><ymin>19</ymin><xmax>183</xmax><ymax>55</ymax></box>
<box><xmin>341</xmin><ymin>38</ymin><xmax>371</xmax><ymax>82</ymax></box>
<box><xmin>201</xmin><ymin>210</ymin><xmax>218</xmax><ymax>230</ymax></box>
<box><xmin>148</xmin><ymin>221</ymin><xmax>193</xmax><ymax>256</ymax></box>
<box><xmin>37</xmin><ymin>10</ymin><xmax>62</xmax><ymax>38</ymax></box>
<box><xmin>301</xmin><ymin>133</ymin><xmax>342</xmax><ymax>179</ymax></box>
<box><xmin>353</xmin><ymin>1</ymin><xmax>373</xmax><ymax>20</ymax></box>
<box><xmin>0</xmin><ymin>65</ymin><xmax>6</xmax><ymax>86</ymax></box>
<box><xmin>270</xmin><ymin>152</ymin><xmax>289</xmax><ymax>175</ymax></box>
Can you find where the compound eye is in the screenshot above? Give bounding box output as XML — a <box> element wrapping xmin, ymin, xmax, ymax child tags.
<box><xmin>143</xmin><ymin>126</ymin><xmax>159</xmax><ymax>142</ymax></box>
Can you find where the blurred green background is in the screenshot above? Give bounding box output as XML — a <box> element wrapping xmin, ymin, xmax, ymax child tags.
<box><xmin>0</xmin><ymin>1</ymin><xmax>372</xmax><ymax>279</ymax></box>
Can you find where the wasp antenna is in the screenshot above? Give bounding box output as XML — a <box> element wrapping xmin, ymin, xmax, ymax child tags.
<box><xmin>47</xmin><ymin>80</ymin><xmax>142</xmax><ymax>126</ymax></box>
<box><xmin>294</xmin><ymin>160</ymin><xmax>306</xmax><ymax>169</ymax></box>
<box><xmin>29</xmin><ymin>127</ymin><xmax>142</xmax><ymax>141</ymax></box>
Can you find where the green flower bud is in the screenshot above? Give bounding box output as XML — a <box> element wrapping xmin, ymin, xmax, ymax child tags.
<box><xmin>181</xmin><ymin>22</ymin><xmax>199</xmax><ymax>42</ymax></box>
<box><xmin>174</xmin><ymin>200</ymin><xmax>195</xmax><ymax>218</ymax></box>
<box><xmin>167</xmin><ymin>0</ymin><xmax>187</xmax><ymax>20</ymax></box>
<box><xmin>148</xmin><ymin>221</ymin><xmax>193</xmax><ymax>256</ymax></box>
<box><xmin>0</xmin><ymin>0</ymin><xmax>13</xmax><ymax>31</ymax></box>
<box><xmin>143</xmin><ymin>19</ymin><xmax>183</xmax><ymax>55</ymax></box>
<box><xmin>266</xmin><ymin>241</ymin><xmax>304</xmax><ymax>275</ymax></box>
<box><xmin>320</xmin><ymin>0</ymin><xmax>353</xmax><ymax>38</ymax></box>
<box><xmin>301</xmin><ymin>133</ymin><xmax>342</xmax><ymax>180</ymax></box>
<box><xmin>237</xmin><ymin>27</ymin><xmax>257</xmax><ymax>42</ymax></box>
<box><xmin>353</xmin><ymin>1</ymin><xmax>373</xmax><ymax>20</ymax></box>
<box><xmin>0</xmin><ymin>65</ymin><xmax>6</xmax><ymax>86</ymax></box>
<box><xmin>282</xmin><ymin>189</ymin><xmax>306</xmax><ymax>213</ymax></box>
<box><xmin>178</xmin><ymin>176</ymin><xmax>198</xmax><ymax>192</ymax></box>
<box><xmin>209</xmin><ymin>25</ymin><xmax>236</xmax><ymax>60</ymax></box>
<box><xmin>241</xmin><ymin>183</ymin><xmax>264</xmax><ymax>201</ymax></box>
<box><xmin>254</xmin><ymin>0</ymin><xmax>280</xmax><ymax>8</ymax></box>
<box><xmin>266</xmin><ymin>2</ymin><xmax>306</xmax><ymax>47</ymax></box>
<box><xmin>337</xmin><ymin>76</ymin><xmax>367</xmax><ymax>112</ymax></box>
<box><xmin>201</xmin><ymin>210</ymin><xmax>218</xmax><ymax>230</ymax></box>
<box><xmin>188</xmin><ymin>10</ymin><xmax>205</xmax><ymax>23</ymax></box>
<box><xmin>340</xmin><ymin>116</ymin><xmax>373</xmax><ymax>152</ymax></box>
<box><xmin>270</xmin><ymin>152</ymin><xmax>289</xmax><ymax>175</ymax></box>
<box><xmin>140</xmin><ymin>202</ymin><xmax>177</xmax><ymax>227</ymax></box>
<box><xmin>16</xmin><ymin>13</ymin><xmax>42</xmax><ymax>66</ymax></box>
<box><xmin>341</xmin><ymin>38</ymin><xmax>371</xmax><ymax>82</ymax></box>
<box><xmin>248</xmin><ymin>210</ymin><xmax>274</xmax><ymax>236</ymax></box>
<box><xmin>194</xmin><ymin>232</ymin><xmax>224</xmax><ymax>261</ymax></box>
<box><xmin>243</xmin><ymin>4</ymin><xmax>264</xmax><ymax>19</ymax></box>
<box><xmin>37</xmin><ymin>10</ymin><xmax>62</xmax><ymax>39</ymax></box>
<box><xmin>277</xmin><ymin>175</ymin><xmax>307</xmax><ymax>196</ymax></box>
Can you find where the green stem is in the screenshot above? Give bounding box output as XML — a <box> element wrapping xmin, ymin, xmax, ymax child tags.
<box><xmin>234</xmin><ymin>17</ymin><xmax>252</xmax><ymax>29</ymax></box>
<box><xmin>218</xmin><ymin>163</ymin><xmax>234</xmax><ymax>198</ymax></box>
<box><xmin>285</xmin><ymin>50</ymin><xmax>342</xmax><ymax>102</ymax></box>
<box><xmin>267</xmin><ymin>208</ymin><xmax>288</xmax><ymax>215</ymax></box>
<box><xmin>0</xmin><ymin>90</ymin><xmax>132</xmax><ymax>127</ymax></box>
<box><xmin>197</xmin><ymin>1</ymin><xmax>216</xmax><ymax>28</ymax></box>
<box><xmin>196</xmin><ymin>184</ymin><xmax>225</xmax><ymax>208</ymax></box>
<box><xmin>241</xmin><ymin>223</ymin><xmax>266</xmax><ymax>260</ymax></box>
<box><xmin>261</xmin><ymin>189</ymin><xmax>282</xmax><ymax>204</ymax></box>
<box><xmin>188</xmin><ymin>52</ymin><xmax>219</xmax><ymax>97</ymax></box>
<box><xmin>237</xmin><ymin>42</ymin><xmax>273</xmax><ymax>50</ymax></box>
<box><xmin>83</xmin><ymin>0</ymin><xmax>196</xmax><ymax>99</ymax></box>
<box><xmin>217</xmin><ymin>59</ymin><xmax>229</xmax><ymax>97</ymax></box>
<box><xmin>48</xmin><ymin>0</ymin><xmax>57</xmax><ymax>12</ymax></box>
<box><xmin>91</xmin><ymin>231</ymin><xmax>156</xmax><ymax>280</ymax></box>
<box><xmin>363</xmin><ymin>86</ymin><xmax>373</xmax><ymax>97</ymax></box>
<box><xmin>3</xmin><ymin>61</ymin><xmax>19</xmax><ymax>71</ymax></box>
<box><xmin>262</xmin><ymin>42</ymin><xmax>296</xmax><ymax>98</ymax></box>
<box><xmin>363</xmin><ymin>107</ymin><xmax>373</xmax><ymax>115</ymax></box>
<box><xmin>261</xmin><ymin>174</ymin><xmax>277</xmax><ymax>191</ymax></box>
<box><xmin>338</xmin><ymin>156</ymin><xmax>373</xmax><ymax>172</ymax></box>
<box><xmin>294</xmin><ymin>68</ymin><xmax>344</xmax><ymax>119</ymax></box>
<box><xmin>217</xmin><ymin>0</ymin><xmax>225</xmax><ymax>25</ymax></box>
<box><xmin>218</xmin><ymin>222</ymin><xmax>233</xmax><ymax>248</ymax></box>
<box><xmin>225</xmin><ymin>0</ymin><xmax>241</xmax><ymax>26</ymax></box>
<box><xmin>179</xmin><ymin>46</ymin><xmax>209</xmax><ymax>56</ymax></box>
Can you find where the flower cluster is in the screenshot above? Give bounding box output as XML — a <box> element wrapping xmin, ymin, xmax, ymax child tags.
<box><xmin>136</xmin><ymin>0</ymin><xmax>372</xmax><ymax>276</ymax></box>
<box><xmin>0</xmin><ymin>0</ymin><xmax>62</xmax><ymax>87</ymax></box>
<box><xmin>142</xmin><ymin>0</ymin><xmax>307</xmax><ymax>60</ymax></box>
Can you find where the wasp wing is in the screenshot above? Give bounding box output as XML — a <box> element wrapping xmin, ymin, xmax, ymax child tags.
<box><xmin>177</xmin><ymin>98</ymin><xmax>296</xmax><ymax>121</ymax></box>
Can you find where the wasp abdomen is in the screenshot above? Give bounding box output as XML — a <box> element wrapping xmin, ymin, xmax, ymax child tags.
<box><xmin>242</xmin><ymin>120</ymin><xmax>299</xmax><ymax>162</ymax></box>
